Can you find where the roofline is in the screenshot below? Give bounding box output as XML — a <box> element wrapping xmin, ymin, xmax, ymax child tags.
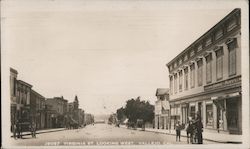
<box><xmin>166</xmin><ymin>8</ymin><xmax>240</xmax><ymax>68</ymax></box>
<box><xmin>31</xmin><ymin>89</ymin><xmax>45</xmax><ymax>98</ymax></box>
<box><xmin>10</xmin><ymin>67</ymin><xmax>18</xmax><ymax>74</ymax></box>
<box><xmin>155</xmin><ymin>88</ymin><xmax>170</xmax><ymax>96</ymax></box>
<box><xmin>17</xmin><ymin>80</ymin><xmax>33</xmax><ymax>88</ymax></box>
<box><xmin>46</xmin><ymin>97</ymin><xmax>68</xmax><ymax>102</ymax></box>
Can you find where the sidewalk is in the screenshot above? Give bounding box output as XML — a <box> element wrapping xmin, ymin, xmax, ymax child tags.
<box><xmin>120</xmin><ymin>125</ymin><xmax>242</xmax><ymax>143</ymax></box>
<box><xmin>11</xmin><ymin>128</ymin><xmax>66</xmax><ymax>138</ymax></box>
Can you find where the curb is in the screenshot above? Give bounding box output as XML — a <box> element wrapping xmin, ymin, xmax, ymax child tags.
<box><xmin>11</xmin><ymin>128</ymin><xmax>67</xmax><ymax>138</ymax></box>
<box><xmin>145</xmin><ymin>129</ymin><xmax>242</xmax><ymax>144</ymax></box>
<box><xmin>122</xmin><ymin>127</ymin><xmax>242</xmax><ymax>144</ymax></box>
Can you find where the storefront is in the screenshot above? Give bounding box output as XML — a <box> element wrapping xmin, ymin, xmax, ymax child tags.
<box><xmin>170</xmin><ymin>104</ymin><xmax>181</xmax><ymax>129</ymax></box>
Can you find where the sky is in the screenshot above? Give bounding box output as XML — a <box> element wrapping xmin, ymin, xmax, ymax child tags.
<box><xmin>2</xmin><ymin>0</ymin><xmax>239</xmax><ymax>115</ymax></box>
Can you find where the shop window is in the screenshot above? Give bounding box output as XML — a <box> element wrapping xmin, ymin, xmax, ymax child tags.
<box><xmin>216</xmin><ymin>48</ymin><xmax>224</xmax><ymax>80</ymax></box>
<box><xmin>206</xmin><ymin>104</ymin><xmax>213</xmax><ymax>127</ymax></box>
<box><xmin>190</xmin><ymin>106</ymin><xmax>195</xmax><ymax>119</ymax></box>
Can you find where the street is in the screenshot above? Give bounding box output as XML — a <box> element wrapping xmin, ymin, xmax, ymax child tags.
<box><xmin>11</xmin><ymin>123</ymin><xmax>218</xmax><ymax>146</ymax></box>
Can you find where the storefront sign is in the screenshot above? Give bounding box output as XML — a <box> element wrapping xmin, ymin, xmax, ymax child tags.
<box><xmin>204</xmin><ymin>76</ymin><xmax>241</xmax><ymax>91</ymax></box>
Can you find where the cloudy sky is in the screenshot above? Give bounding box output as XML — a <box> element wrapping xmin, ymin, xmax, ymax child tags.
<box><xmin>2</xmin><ymin>0</ymin><xmax>243</xmax><ymax>115</ymax></box>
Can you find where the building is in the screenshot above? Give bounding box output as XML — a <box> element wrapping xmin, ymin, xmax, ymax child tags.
<box><xmin>67</xmin><ymin>96</ymin><xmax>80</xmax><ymax>125</ymax></box>
<box><xmin>10</xmin><ymin>68</ymin><xmax>18</xmax><ymax>127</ymax></box>
<box><xmin>166</xmin><ymin>9</ymin><xmax>241</xmax><ymax>134</ymax></box>
<box><xmin>14</xmin><ymin>79</ymin><xmax>33</xmax><ymax>132</ymax></box>
<box><xmin>30</xmin><ymin>89</ymin><xmax>46</xmax><ymax>130</ymax></box>
<box><xmin>154</xmin><ymin>88</ymin><xmax>170</xmax><ymax>130</ymax></box>
<box><xmin>78</xmin><ymin>108</ymin><xmax>85</xmax><ymax>126</ymax></box>
<box><xmin>44</xmin><ymin>104</ymin><xmax>56</xmax><ymax>129</ymax></box>
<box><xmin>46</xmin><ymin>97</ymin><xmax>68</xmax><ymax>128</ymax></box>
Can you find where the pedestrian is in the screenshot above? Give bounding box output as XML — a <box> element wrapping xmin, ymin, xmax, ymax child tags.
<box><xmin>194</xmin><ymin>113</ymin><xmax>203</xmax><ymax>144</ymax></box>
<box><xmin>16</xmin><ymin>120</ymin><xmax>22</xmax><ymax>139</ymax></box>
<box><xmin>186</xmin><ymin>120</ymin><xmax>193</xmax><ymax>144</ymax></box>
<box><xmin>12</xmin><ymin>123</ymin><xmax>17</xmax><ymax>139</ymax></box>
<box><xmin>32</xmin><ymin>122</ymin><xmax>37</xmax><ymax>138</ymax></box>
<box><xmin>175</xmin><ymin>121</ymin><xmax>181</xmax><ymax>142</ymax></box>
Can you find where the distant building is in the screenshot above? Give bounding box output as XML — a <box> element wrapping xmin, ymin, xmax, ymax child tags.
<box><xmin>46</xmin><ymin>97</ymin><xmax>68</xmax><ymax>128</ymax></box>
<box><xmin>67</xmin><ymin>96</ymin><xmax>80</xmax><ymax>125</ymax></box>
<box><xmin>44</xmin><ymin>104</ymin><xmax>56</xmax><ymax>129</ymax></box>
<box><xmin>166</xmin><ymin>9</ymin><xmax>241</xmax><ymax>134</ymax></box>
<box><xmin>154</xmin><ymin>88</ymin><xmax>170</xmax><ymax>130</ymax></box>
<box><xmin>30</xmin><ymin>89</ymin><xmax>46</xmax><ymax>130</ymax></box>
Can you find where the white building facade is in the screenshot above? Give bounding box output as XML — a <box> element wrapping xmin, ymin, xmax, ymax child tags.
<box><xmin>154</xmin><ymin>88</ymin><xmax>170</xmax><ymax>130</ymax></box>
<box><xmin>166</xmin><ymin>9</ymin><xmax>241</xmax><ymax>134</ymax></box>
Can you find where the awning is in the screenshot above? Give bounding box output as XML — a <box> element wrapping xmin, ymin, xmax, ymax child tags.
<box><xmin>211</xmin><ymin>92</ymin><xmax>241</xmax><ymax>101</ymax></box>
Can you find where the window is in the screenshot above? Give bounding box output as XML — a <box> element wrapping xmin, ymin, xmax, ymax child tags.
<box><xmin>215</xmin><ymin>30</ymin><xmax>223</xmax><ymax>40</ymax></box>
<box><xmin>205</xmin><ymin>38</ymin><xmax>212</xmax><ymax>47</ymax></box>
<box><xmin>206</xmin><ymin>104</ymin><xmax>213</xmax><ymax>127</ymax></box>
<box><xmin>197</xmin><ymin>59</ymin><xmax>203</xmax><ymax>86</ymax></box>
<box><xmin>174</xmin><ymin>74</ymin><xmax>177</xmax><ymax>93</ymax></box>
<box><xmin>184</xmin><ymin>54</ymin><xmax>188</xmax><ymax>61</ymax></box>
<box><xmin>190</xmin><ymin>106</ymin><xmax>196</xmax><ymax>119</ymax></box>
<box><xmin>227</xmin><ymin>19</ymin><xmax>237</xmax><ymax>32</ymax></box>
<box><xmin>170</xmin><ymin>76</ymin><xmax>173</xmax><ymax>95</ymax></box>
<box><xmin>179</xmin><ymin>70</ymin><xmax>183</xmax><ymax>92</ymax></box>
<box><xmin>13</xmin><ymin>78</ymin><xmax>16</xmax><ymax>96</ymax></box>
<box><xmin>190</xmin><ymin>50</ymin><xmax>195</xmax><ymax>57</ymax></box>
<box><xmin>216</xmin><ymin>48</ymin><xmax>224</xmax><ymax>80</ymax></box>
<box><xmin>227</xmin><ymin>39</ymin><xmax>237</xmax><ymax>76</ymax></box>
<box><xmin>197</xmin><ymin>45</ymin><xmax>203</xmax><ymax>52</ymax></box>
<box><xmin>190</xmin><ymin>63</ymin><xmax>195</xmax><ymax>88</ymax></box>
<box><xmin>206</xmin><ymin>54</ymin><xmax>212</xmax><ymax>83</ymax></box>
<box><xmin>184</xmin><ymin>68</ymin><xmax>188</xmax><ymax>90</ymax></box>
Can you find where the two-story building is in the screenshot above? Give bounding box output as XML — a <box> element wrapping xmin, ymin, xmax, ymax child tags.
<box><xmin>46</xmin><ymin>97</ymin><xmax>68</xmax><ymax>128</ymax></box>
<box><xmin>154</xmin><ymin>88</ymin><xmax>170</xmax><ymax>130</ymax></box>
<box><xmin>166</xmin><ymin>9</ymin><xmax>241</xmax><ymax>134</ymax></box>
<box><xmin>30</xmin><ymin>89</ymin><xmax>46</xmax><ymax>130</ymax></box>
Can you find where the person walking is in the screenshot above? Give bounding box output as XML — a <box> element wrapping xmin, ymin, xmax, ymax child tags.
<box><xmin>175</xmin><ymin>121</ymin><xmax>181</xmax><ymax>142</ymax></box>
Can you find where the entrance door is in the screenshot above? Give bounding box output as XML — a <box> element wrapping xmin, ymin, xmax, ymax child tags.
<box><xmin>227</xmin><ymin>98</ymin><xmax>239</xmax><ymax>134</ymax></box>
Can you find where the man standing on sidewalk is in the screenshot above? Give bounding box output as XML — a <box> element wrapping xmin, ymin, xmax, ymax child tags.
<box><xmin>175</xmin><ymin>121</ymin><xmax>181</xmax><ymax>142</ymax></box>
<box><xmin>194</xmin><ymin>113</ymin><xmax>203</xmax><ymax>144</ymax></box>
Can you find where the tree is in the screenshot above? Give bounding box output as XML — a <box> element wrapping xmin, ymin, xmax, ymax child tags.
<box><xmin>116</xmin><ymin>107</ymin><xmax>126</xmax><ymax>122</ymax></box>
<box><xmin>121</xmin><ymin>97</ymin><xmax>154</xmax><ymax>125</ymax></box>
